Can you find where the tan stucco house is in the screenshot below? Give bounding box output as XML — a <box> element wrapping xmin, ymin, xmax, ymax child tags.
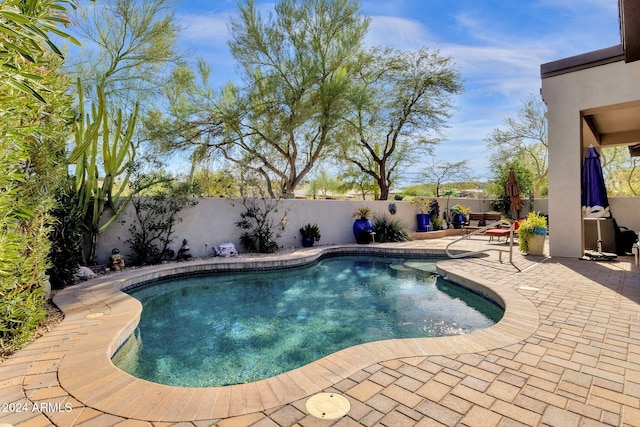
<box><xmin>541</xmin><ymin>0</ymin><xmax>640</xmax><ymax>258</ymax></box>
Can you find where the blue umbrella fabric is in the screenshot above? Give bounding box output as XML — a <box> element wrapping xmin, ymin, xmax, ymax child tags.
<box><xmin>582</xmin><ymin>145</ymin><xmax>610</xmax><ymax>218</ymax></box>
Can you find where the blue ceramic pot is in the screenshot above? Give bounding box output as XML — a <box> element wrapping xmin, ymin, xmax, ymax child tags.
<box><xmin>302</xmin><ymin>236</ymin><xmax>315</xmax><ymax>247</ymax></box>
<box><xmin>416</xmin><ymin>214</ymin><xmax>430</xmax><ymax>232</ymax></box>
<box><xmin>452</xmin><ymin>213</ymin><xmax>466</xmax><ymax>229</ymax></box>
<box><xmin>353</xmin><ymin>219</ymin><xmax>373</xmax><ymax>244</ymax></box>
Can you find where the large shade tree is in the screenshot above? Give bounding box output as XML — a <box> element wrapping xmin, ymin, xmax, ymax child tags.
<box><xmin>485</xmin><ymin>95</ymin><xmax>548</xmax><ymax>197</ymax></box>
<box><xmin>221</xmin><ymin>0</ymin><xmax>369</xmax><ymax>198</ymax></box>
<box><xmin>338</xmin><ymin>47</ymin><xmax>463</xmax><ymax>200</ymax></box>
<box><xmin>147</xmin><ymin>0</ymin><xmax>370</xmax><ymax>198</ymax></box>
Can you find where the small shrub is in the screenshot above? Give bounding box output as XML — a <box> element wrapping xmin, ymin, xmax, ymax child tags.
<box><xmin>299</xmin><ymin>223</ymin><xmax>321</xmax><ymax>242</ymax></box>
<box><xmin>236</xmin><ymin>197</ymin><xmax>286</xmax><ymax>253</ymax></box>
<box><xmin>373</xmin><ymin>216</ymin><xmax>411</xmax><ymax>243</ymax></box>
<box><xmin>126</xmin><ymin>173</ymin><xmax>198</xmax><ymax>265</ymax></box>
<box><xmin>352</xmin><ymin>206</ymin><xmax>372</xmax><ymax>220</ymax></box>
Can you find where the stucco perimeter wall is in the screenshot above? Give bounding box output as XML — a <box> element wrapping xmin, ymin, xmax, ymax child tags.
<box><xmin>542</xmin><ymin>59</ymin><xmax>640</xmax><ymax>258</ymax></box>
<box><xmin>96</xmin><ymin>197</ymin><xmax>548</xmax><ymax>264</ymax></box>
<box><xmin>610</xmin><ymin>197</ymin><xmax>640</xmax><ymax>233</ymax></box>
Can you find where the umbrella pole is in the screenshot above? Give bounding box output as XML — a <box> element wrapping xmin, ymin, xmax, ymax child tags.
<box><xmin>597</xmin><ymin>218</ymin><xmax>603</xmax><ymax>254</ymax></box>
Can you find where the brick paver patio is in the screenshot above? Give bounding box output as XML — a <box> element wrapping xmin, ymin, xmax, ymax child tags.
<box><xmin>1</xmin><ymin>236</ymin><xmax>639</xmax><ymax>426</ymax></box>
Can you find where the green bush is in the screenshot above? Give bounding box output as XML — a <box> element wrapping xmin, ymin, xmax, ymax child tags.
<box><xmin>0</xmin><ymin>0</ymin><xmax>77</xmax><ymax>357</ymax></box>
<box><xmin>373</xmin><ymin>216</ymin><xmax>411</xmax><ymax>243</ymax></box>
<box><xmin>236</xmin><ymin>197</ymin><xmax>286</xmax><ymax>253</ymax></box>
<box><xmin>299</xmin><ymin>223</ymin><xmax>321</xmax><ymax>241</ymax></box>
<box><xmin>0</xmin><ymin>181</ymin><xmax>50</xmax><ymax>355</ymax></box>
<box><xmin>126</xmin><ymin>173</ymin><xmax>198</xmax><ymax>265</ymax></box>
<box><xmin>47</xmin><ymin>181</ymin><xmax>85</xmax><ymax>289</ymax></box>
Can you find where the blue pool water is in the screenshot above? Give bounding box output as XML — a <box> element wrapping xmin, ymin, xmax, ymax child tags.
<box><xmin>113</xmin><ymin>256</ymin><xmax>503</xmax><ymax>387</ymax></box>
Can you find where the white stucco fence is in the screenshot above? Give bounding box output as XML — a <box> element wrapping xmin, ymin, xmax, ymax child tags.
<box><xmin>96</xmin><ymin>196</ymin><xmax>557</xmax><ymax>265</ymax></box>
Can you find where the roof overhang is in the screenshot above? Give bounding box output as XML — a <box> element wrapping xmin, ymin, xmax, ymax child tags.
<box><xmin>582</xmin><ymin>100</ymin><xmax>640</xmax><ymax>154</ymax></box>
<box><xmin>620</xmin><ymin>0</ymin><xmax>640</xmax><ymax>62</ymax></box>
<box><xmin>542</xmin><ymin>0</ymin><xmax>640</xmax><ymax>156</ymax></box>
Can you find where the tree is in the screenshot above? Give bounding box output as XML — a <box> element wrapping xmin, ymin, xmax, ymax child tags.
<box><xmin>601</xmin><ymin>146</ymin><xmax>640</xmax><ymax>196</ymax></box>
<box><xmin>421</xmin><ymin>159</ymin><xmax>472</xmax><ymax>197</ymax></box>
<box><xmin>307</xmin><ymin>169</ymin><xmax>344</xmax><ymax>199</ymax></box>
<box><xmin>486</xmin><ymin>163</ymin><xmax>534</xmax><ymax>215</ymax></box>
<box><xmin>339</xmin><ymin>165</ymin><xmax>378</xmax><ymax>200</ymax></box>
<box><xmin>69</xmin><ymin>0</ymin><xmax>181</xmax><ymax>111</ymax></box>
<box><xmin>338</xmin><ymin>47</ymin><xmax>463</xmax><ymax>200</ymax></box>
<box><xmin>149</xmin><ymin>0</ymin><xmax>370</xmax><ymax>198</ymax></box>
<box><xmin>485</xmin><ymin>95</ymin><xmax>548</xmax><ymax>197</ymax></box>
<box><xmin>191</xmin><ymin>168</ymin><xmax>240</xmax><ymax>198</ymax></box>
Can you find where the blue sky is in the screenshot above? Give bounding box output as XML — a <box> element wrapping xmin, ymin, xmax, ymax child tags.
<box><xmin>172</xmin><ymin>0</ymin><xmax>621</xmax><ymax>181</ymax></box>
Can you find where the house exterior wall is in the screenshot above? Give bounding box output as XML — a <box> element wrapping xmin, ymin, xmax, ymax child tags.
<box><xmin>542</xmin><ymin>59</ymin><xmax>640</xmax><ymax>257</ymax></box>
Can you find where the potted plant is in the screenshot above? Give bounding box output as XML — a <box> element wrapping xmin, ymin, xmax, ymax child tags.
<box><xmin>299</xmin><ymin>223</ymin><xmax>321</xmax><ymax>247</ymax></box>
<box><xmin>518</xmin><ymin>212</ymin><xmax>547</xmax><ymax>255</ymax></box>
<box><xmin>352</xmin><ymin>207</ymin><xmax>374</xmax><ymax>244</ymax></box>
<box><xmin>413</xmin><ymin>197</ymin><xmax>431</xmax><ymax>232</ymax></box>
<box><xmin>450</xmin><ymin>205</ymin><xmax>471</xmax><ymax>229</ymax></box>
<box><xmin>432</xmin><ymin>217</ymin><xmax>444</xmax><ymax>230</ymax></box>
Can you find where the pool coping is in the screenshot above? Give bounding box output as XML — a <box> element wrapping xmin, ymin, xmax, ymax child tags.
<box><xmin>53</xmin><ymin>245</ymin><xmax>540</xmax><ymax>422</ymax></box>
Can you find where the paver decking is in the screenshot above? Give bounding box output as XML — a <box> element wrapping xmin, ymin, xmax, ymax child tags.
<box><xmin>1</xmin><ymin>237</ymin><xmax>640</xmax><ymax>426</ymax></box>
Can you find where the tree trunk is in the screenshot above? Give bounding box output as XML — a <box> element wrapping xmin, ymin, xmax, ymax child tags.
<box><xmin>378</xmin><ymin>178</ymin><xmax>389</xmax><ymax>200</ymax></box>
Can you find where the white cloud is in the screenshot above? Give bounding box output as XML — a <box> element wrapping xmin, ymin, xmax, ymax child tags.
<box><xmin>178</xmin><ymin>13</ymin><xmax>230</xmax><ymax>44</ymax></box>
<box><xmin>365</xmin><ymin>15</ymin><xmax>436</xmax><ymax>48</ymax></box>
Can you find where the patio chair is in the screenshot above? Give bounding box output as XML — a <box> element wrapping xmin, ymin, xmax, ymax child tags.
<box><xmin>485</xmin><ymin>218</ymin><xmax>523</xmax><ymax>242</ymax></box>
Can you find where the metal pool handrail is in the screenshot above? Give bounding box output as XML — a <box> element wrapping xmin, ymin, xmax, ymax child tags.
<box><xmin>445</xmin><ymin>219</ymin><xmax>519</xmax><ymax>269</ymax></box>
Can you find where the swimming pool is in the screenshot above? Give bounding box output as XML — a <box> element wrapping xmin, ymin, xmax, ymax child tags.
<box><xmin>113</xmin><ymin>255</ymin><xmax>504</xmax><ymax>387</ymax></box>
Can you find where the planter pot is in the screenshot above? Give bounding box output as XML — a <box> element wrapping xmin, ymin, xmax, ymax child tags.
<box><xmin>416</xmin><ymin>214</ymin><xmax>430</xmax><ymax>232</ymax></box>
<box><xmin>452</xmin><ymin>213</ymin><xmax>466</xmax><ymax>229</ymax></box>
<box><xmin>353</xmin><ymin>219</ymin><xmax>373</xmax><ymax>244</ymax></box>
<box><xmin>528</xmin><ymin>233</ymin><xmax>546</xmax><ymax>255</ymax></box>
<box><xmin>301</xmin><ymin>236</ymin><xmax>315</xmax><ymax>247</ymax></box>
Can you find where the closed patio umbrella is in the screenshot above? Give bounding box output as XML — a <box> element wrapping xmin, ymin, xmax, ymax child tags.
<box><xmin>582</xmin><ymin>145</ymin><xmax>615</xmax><ymax>259</ymax></box>
<box><xmin>506</xmin><ymin>168</ymin><xmax>522</xmax><ymax>216</ymax></box>
<box><xmin>582</xmin><ymin>145</ymin><xmax>610</xmax><ymax>219</ymax></box>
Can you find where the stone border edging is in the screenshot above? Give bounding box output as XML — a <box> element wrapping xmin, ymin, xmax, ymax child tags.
<box><xmin>53</xmin><ymin>245</ymin><xmax>540</xmax><ymax>422</ymax></box>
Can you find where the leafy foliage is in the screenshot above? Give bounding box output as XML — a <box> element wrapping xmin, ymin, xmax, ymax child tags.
<box><xmin>0</xmin><ymin>0</ymin><xmax>79</xmax><ymax>101</ymax></box>
<box><xmin>299</xmin><ymin>224</ymin><xmax>321</xmax><ymax>242</ymax></box>
<box><xmin>47</xmin><ymin>180</ymin><xmax>84</xmax><ymax>289</ymax></box>
<box><xmin>518</xmin><ymin>212</ymin><xmax>547</xmax><ymax>253</ymax></box>
<box><xmin>125</xmin><ymin>172</ymin><xmax>198</xmax><ymax>265</ymax></box>
<box><xmin>487</xmin><ymin>163</ymin><xmax>534</xmax><ymax>214</ymax></box>
<box><xmin>485</xmin><ymin>96</ymin><xmax>548</xmax><ymax>197</ymax></box>
<box><xmin>340</xmin><ymin>47</ymin><xmax>463</xmax><ymax>200</ymax></box>
<box><xmin>70</xmin><ymin>0</ymin><xmax>180</xmax><ymax>108</ymax></box>
<box><xmin>0</xmin><ymin>0</ymin><xmax>76</xmax><ymax>356</ymax></box>
<box><xmin>373</xmin><ymin>216</ymin><xmax>411</xmax><ymax>243</ymax></box>
<box><xmin>428</xmin><ymin>199</ymin><xmax>440</xmax><ymax>223</ymax></box>
<box><xmin>236</xmin><ymin>197</ymin><xmax>287</xmax><ymax>254</ymax></box>
<box><xmin>147</xmin><ymin>0</ymin><xmax>370</xmax><ymax>198</ymax></box>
